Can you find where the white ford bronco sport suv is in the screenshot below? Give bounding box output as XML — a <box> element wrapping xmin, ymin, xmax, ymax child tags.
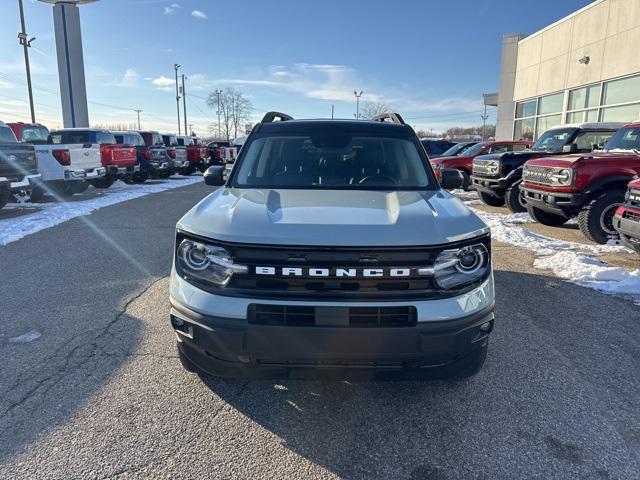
<box><xmin>170</xmin><ymin>112</ymin><xmax>495</xmax><ymax>380</ymax></box>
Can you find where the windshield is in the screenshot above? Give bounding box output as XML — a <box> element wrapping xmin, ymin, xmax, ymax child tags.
<box><xmin>458</xmin><ymin>143</ymin><xmax>486</xmax><ymax>157</ymax></box>
<box><xmin>604</xmin><ymin>127</ymin><xmax>640</xmax><ymax>151</ymax></box>
<box><xmin>21</xmin><ymin>125</ymin><xmax>49</xmax><ymax>144</ymax></box>
<box><xmin>532</xmin><ymin>128</ymin><xmax>577</xmax><ymax>151</ymax></box>
<box><xmin>232</xmin><ymin>133</ymin><xmax>432</xmax><ymax>189</ymax></box>
<box><xmin>440</xmin><ymin>142</ymin><xmax>476</xmax><ymax>157</ymax></box>
<box><xmin>0</xmin><ymin>126</ymin><xmax>17</xmax><ymax>143</ymax></box>
<box><xmin>50</xmin><ymin>131</ymin><xmax>116</xmax><ymax>145</ymax></box>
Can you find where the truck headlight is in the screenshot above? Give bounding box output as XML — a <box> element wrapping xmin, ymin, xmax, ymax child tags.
<box><xmin>551</xmin><ymin>168</ymin><xmax>573</xmax><ymax>186</ymax></box>
<box><xmin>176</xmin><ymin>239</ymin><xmax>247</xmax><ymax>287</ymax></box>
<box><xmin>433</xmin><ymin>244</ymin><xmax>489</xmax><ymax>289</ymax></box>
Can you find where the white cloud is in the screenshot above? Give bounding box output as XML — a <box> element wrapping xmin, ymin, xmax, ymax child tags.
<box><xmin>116</xmin><ymin>68</ymin><xmax>139</xmax><ymax>87</ymax></box>
<box><xmin>151</xmin><ymin>75</ymin><xmax>175</xmax><ymax>87</ymax></box>
<box><xmin>163</xmin><ymin>3</ymin><xmax>180</xmax><ymax>15</ymax></box>
<box><xmin>191</xmin><ymin>10</ymin><xmax>208</xmax><ymax>19</ymax></box>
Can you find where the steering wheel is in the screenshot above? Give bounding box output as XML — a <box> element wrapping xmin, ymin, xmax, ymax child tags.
<box><xmin>358</xmin><ymin>174</ymin><xmax>398</xmax><ymax>185</ymax></box>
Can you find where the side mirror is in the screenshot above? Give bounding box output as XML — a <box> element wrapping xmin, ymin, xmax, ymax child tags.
<box><xmin>562</xmin><ymin>143</ymin><xmax>578</xmax><ymax>153</ymax></box>
<box><xmin>441</xmin><ymin>169</ymin><xmax>464</xmax><ymax>190</ymax></box>
<box><xmin>204</xmin><ymin>165</ymin><xmax>225</xmax><ymax>186</ymax></box>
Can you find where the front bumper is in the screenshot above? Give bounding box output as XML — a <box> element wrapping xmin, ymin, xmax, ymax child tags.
<box><xmin>521</xmin><ymin>185</ymin><xmax>586</xmax><ymax>216</ymax></box>
<box><xmin>170</xmin><ymin>272</ymin><xmax>495</xmax><ymax>379</ymax></box>
<box><xmin>614</xmin><ymin>209</ymin><xmax>640</xmax><ymax>251</ymax></box>
<box><xmin>9</xmin><ymin>174</ymin><xmax>42</xmax><ymax>192</ymax></box>
<box><xmin>471</xmin><ymin>175</ymin><xmax>510</xmax><ymax>196</ymax></box>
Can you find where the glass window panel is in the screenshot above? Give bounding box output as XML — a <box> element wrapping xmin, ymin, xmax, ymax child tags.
<box><xmin>568</xmin><ymin>85</ymin><xmax>601</xmax><ymax>110</ymax></box>
<box><xmin>566</xmin><ymin>111</ymin><xmax>584</xmax><ymax>123</ymax></box>
<box><xmin>516</xmin><ymin>100</ymin><xmax>537</xmax><ymax>118</ymax></box>
<box><xmin>603</xmin><ymin>75</ymin><xmax>640</xmax><ymax>106</ymax></box>
<box><xmin>538</xmin><ymin>93</ymin><xmax>564</xmax><ymax>115</ymax></box>
<box><xmin>514</xmin><ymin>118</ymin><xmax>535</xmax><ymax>141</ymax></box>
<box><xmin>573</xmin><ymin>130</ymin><xmax>616</xmax><ymax>151</ymax></box>
<box><xmin>600</xmin><ymin>103</ymin><xmax>640</xmax><ymax>122</ymax></box>
<box><xmin>585</xmin><ymin>109</ymin><xmax>599</xmax><ymax>122</ymax></box>
<box><xmin>535</xmin><ymin>114</ymin><xmax>563</xmax><ymax>139</ymax></box>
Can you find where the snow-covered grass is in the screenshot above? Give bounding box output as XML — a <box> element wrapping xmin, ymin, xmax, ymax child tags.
<box><xmin>0</xmin><ymin>176</ymin><xmax>202</xmax><ymax>246</ymax></box>
<box><xmin>465</xmin><ymin>202</ymin><xmax>640</xmax><ymax>303</ymax></box>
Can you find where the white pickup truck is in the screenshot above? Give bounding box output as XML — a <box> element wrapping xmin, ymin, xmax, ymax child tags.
<box><xmin>8</xmin><ymin>122</ymin><xmax>105</xmax><ymax>199</ymax></box>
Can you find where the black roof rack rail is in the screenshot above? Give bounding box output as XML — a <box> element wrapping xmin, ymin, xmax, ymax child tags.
<box><xmin>371</xmin><ymin>113</ymin><xmax>406</xmax><ymax>125</ymax></box>
<box><xmin>261</xmin><ymin>111</ymin><xmax>294</xmax><ymax>123</ymax></box>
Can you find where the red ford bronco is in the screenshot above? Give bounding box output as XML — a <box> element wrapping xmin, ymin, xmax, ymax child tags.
<box><xmin>521</xmin><ymin>121</ymin><xmax>640</xmax><ymax>244</ymax></box>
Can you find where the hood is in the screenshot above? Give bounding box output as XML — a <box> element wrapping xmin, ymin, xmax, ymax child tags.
<box><xmin>177</xmin><ymin>187</ymin><xmax>488</xmax><ymax>247</ymax></box>
<box><xmin>431</xmin><ymin>155</ymin><xmax>473</xmax><ymax>165</ymax></box>
<box><xmin>525</xmin><ymin>152</ymin><xmax>635</xmax><ymax>168</ymax></box>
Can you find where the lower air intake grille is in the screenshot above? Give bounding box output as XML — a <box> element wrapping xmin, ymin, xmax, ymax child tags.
<box><xmin>248</xmin><ymin>305</ymin><xmax>417</xmax><ymax>327</ymax></box>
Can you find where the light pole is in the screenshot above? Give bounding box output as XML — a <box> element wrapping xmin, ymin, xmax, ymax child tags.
<box><xmin>174</xmin><ymin>64</ymin><xmax>181</xmax><ymax>135</ymax></box>
<box><xmin>214</xmin><ymin>89</ymin><xmax>222</xmax><ymax>139</ymax></box>
<box><xmin>181</xmin><ymin>74</ymin><xmax>187</xmax><ymax>136</ymax></box>
<box><xmin>18</xmin><ymin>0</ymin><xmax>36</xmax><ymax>123</ymax></box>
<box><xmin>481</xmin><ymin>104</ymin><xmax>489</xmax><ymax>140</ymax></box>
<box><xmin>354</xmin><ymin>90</ymin><xmax>363</xmax><ymax>119</ymax></box>
<box><xmin>134</xmin><ymin>109</ymin><xmax>142</xmax><ymax>129</ymax></box>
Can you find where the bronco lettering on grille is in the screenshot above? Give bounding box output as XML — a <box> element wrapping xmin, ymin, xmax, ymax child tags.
<box><xmin>255</xmin><ymin>267</ymin><xmax>413</xmax><ymax>278</ymax></box>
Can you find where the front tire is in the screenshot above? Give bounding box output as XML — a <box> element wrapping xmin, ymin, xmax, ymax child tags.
<box><xmin>478</xmin><ymin>191</ymin><xmax>505</xmax><ymax>207</ymax></box>
<box><xmin>526</xmin><ymin>205</ymin><xmax>569</xmax><ymax>226</ymax></box>
<box><xmin>577</xmin><ymin>190</ymin><xmax>626</xmax><ymax>244</ymax></box>
<box><xmin>458</xmin><ymin>170</ymin><xmax>471</xmax><ymax>191</ymax></box>
<box><xmin>179</xmin><ymin>165</ymin><xmax>195</xmax><ymax>176</ymax></box>
<box><xmin>0</xmin><ymin>189</ymin><xmax>10</xmax><ymax>209</ymax></box>
<box><xmin>505</xmin><ymin>183</ymin><xmax>527</xmax><ymax>213</ymax></box>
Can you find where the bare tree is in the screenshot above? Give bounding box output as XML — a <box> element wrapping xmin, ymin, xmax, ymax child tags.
<box><xmin>92</xmin><ymin>122</ymin><xmax>137</xmax><ymax>131</ymax></box>
<box><xmin>361</xmin><ymin>101</ymin><xmax>393</xmax><ymax>119</ymax></box>
<box><xmin>207</xmin><ymin>88</ymin><xmax>253</xmax><ymax>141</ymax></box>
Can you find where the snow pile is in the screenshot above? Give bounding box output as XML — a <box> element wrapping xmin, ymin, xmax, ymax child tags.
<box><xmin>470</xmin><ymin>206</ymin><xmax>640</xmax><ymax>303</ymax></box>
<box><xmin>0</xmin><ymin>176</ymin><xmax>202</xmax><ymax>246</ymax></box>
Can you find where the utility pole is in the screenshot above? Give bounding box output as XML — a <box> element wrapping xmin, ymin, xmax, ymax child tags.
<box><xmin>181</xmin><ymin>74</ymin><xmax>187</xmax><ymax>136</ymax></box>
<box><xmin>354</xmin><ymin>90</ymin><xmax>363</xmax><ymax>119</ymax></box>
<box><xmin>17</xmin><ymin>0</ymin><xmax>36</xmax><ymax>123</ymax></box>
<box><xmin>189</xmin><ymin>124</ymin><xmax>193</xmax><ymax>136</ymax></box>
<box><xmin>331</xmin><ymin>104</ymin><xmax>334</xmax><ymax>119</ymax></box>
<box><xmin>214</xmin><ymin>89</ymin><xmax>222</xmax><ymax>139</ymax></box>
<box><xmin>174</xmin><ymin>64</ymin><xmax>181</xmax><ymax>135</ymax></box>
<box><xmin>481</xmin><ymin>104</ymin><xmax>489</xmax><ymax>140</ymax></box>
<box><xmin>134</xmin><ymin>109</ymin><xmax>142</xmax><ymax>129</ymax></box>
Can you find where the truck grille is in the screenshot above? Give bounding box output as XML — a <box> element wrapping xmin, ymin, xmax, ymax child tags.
<box><xmin>473</xmin><ymin>159</ymin><xmax>499</xmax><ymax>177</ymax></box>
<box><xmin>522</xmin><ymin>165</ymin><xmax>558</xmax><ymax>186</ymax></box>
<box><xmin>248</xmin><ymin>304</ymin><xmax>417</xmax><ymax>327</ymax></box>
<box><xmin>0</xmin><ymin>150</ymin><xmax>38</xmax><ymax>180</ymax></box>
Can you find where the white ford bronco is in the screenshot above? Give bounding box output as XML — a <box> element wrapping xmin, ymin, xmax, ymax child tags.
<box><xmin>170</xmin><ymin>112</ymin><xmax>495</xmax><ymax>380</ymax></box>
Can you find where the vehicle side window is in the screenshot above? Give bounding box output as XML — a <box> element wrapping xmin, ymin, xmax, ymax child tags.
<box><xmin>574</xmin><ymin>131</ymin><xmax>616</xmax><ymax>151</ymax></box>
<box><xmin>152</xmin><ymin>133</ymin><xmax>164</xmax><ymax>146</ymax></box>
<box><xmin>489</xmin><ymin>145</ymin><xmax>509</xmax><ymax>154</ymax></box>
<box><xmin>114</xmin><ymin>135</ymin><xmax>124</xmax><ymax>144</ymax></box>
<box><xmin>511</xmin><ymin>144</ymin><xmax>528</xmax><ymax>152</ymax></box>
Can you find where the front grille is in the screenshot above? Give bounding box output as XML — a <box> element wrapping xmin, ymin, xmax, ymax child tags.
<box><xmin>248</xmin><ymin>304</ymin><xmax>417</xmax><ymax>327</ymax></box>
<box><xmin>522</xmin><ymin>165</ymin><xmax>557</xmax><ymax>186</ymax></box>
<box><xmin>473</xmin><ymin>159</ymin><xmax>499</xmax><ymax>177</ymax></box>
<box><xmin>176</xmin><ymin>232</ymin><xmax>491</xmax><ymax>300</ymax></box>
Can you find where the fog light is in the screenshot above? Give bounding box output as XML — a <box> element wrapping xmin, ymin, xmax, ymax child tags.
<box><xmin>479</xmin><ymin>321</ymin><xmax>493</xmax><ymax>333</ymax></box>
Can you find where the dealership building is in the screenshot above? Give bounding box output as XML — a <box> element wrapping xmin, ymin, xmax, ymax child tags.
<box><xmin>494</xmin><ymin>0</ymin><xmax>640</xmax><ymax>141</ymax></box>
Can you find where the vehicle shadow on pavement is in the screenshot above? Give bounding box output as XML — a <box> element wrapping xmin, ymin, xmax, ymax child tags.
<box><xmin>199</xmin><ymin>269</ymin><xmax>640</xmax><ymax>480</ymax></box>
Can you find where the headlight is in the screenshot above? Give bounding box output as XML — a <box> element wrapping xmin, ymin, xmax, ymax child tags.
<box><xmin>550</xmin><ymin>168</ymin><xmax>574</xmax><ymax>186</ymax></box>
<box><xmin>432</xmin><ymin>244</ymin><xmax>489</xmax><ymax>289</ymax></box>
<box><xmin>176</xmin><ymin>239</ymin><xmax>247</xmax><ymax>287</ymax></box>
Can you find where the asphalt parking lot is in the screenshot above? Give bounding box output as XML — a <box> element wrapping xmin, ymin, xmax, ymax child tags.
<box><xmin>1</xmin><ymin>181</ymin><xmax>639</xmax><ymax>480</ymax></box>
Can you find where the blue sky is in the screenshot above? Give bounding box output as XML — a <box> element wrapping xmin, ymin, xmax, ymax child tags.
<box><xmin>0</xmin><ymin>0</ymin><xmax>591</xmax><ymax>136</ymax></box>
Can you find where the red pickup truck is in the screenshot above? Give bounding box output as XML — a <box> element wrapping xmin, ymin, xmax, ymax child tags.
<box><xmin>177</xmin><ymin>136</ymin><xmax>207</xmax><ymax>174</ymax></box>
<box><xmin>49</xmin><ymin>129</ymin><xmax>137</xmax><ymax>188</ymax></box>
<box><xmin>521</xmin><ymin>121</ymin><xmax>640</xmax><ymax>244</ymax></box>
<box><xmin>431</xmin><ymin>140</ymin><xmax>531</xmax><ymax>189</ymax></box>
<box><xmin>613</xmin><ymin>179</ymin><xmax>640</xmax><ymax>253</ymax></box>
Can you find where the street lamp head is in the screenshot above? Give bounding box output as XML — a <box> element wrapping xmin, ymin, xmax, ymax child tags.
<box><xmin>38</xmin><ymin>0</ymin><xmax>98</xmax><ymax>4</ymax></box>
